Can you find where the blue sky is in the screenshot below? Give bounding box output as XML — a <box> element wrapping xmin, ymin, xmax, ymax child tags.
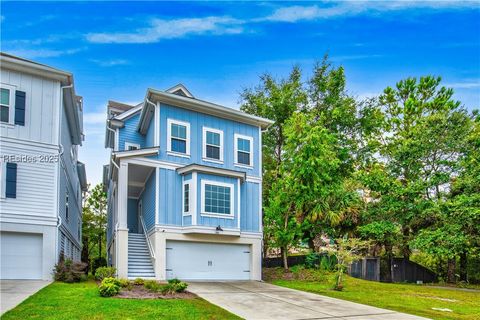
<box><xmin>1</xmin><ymin>1</ymin><xmax>479</xmax><ymax>185</ymax></box>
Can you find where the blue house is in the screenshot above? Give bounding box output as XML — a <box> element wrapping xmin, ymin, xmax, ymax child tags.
<box><xmin>104</xmin><ymin>84</ymin><xmax>272</xmax><ymax>280</ymax></box>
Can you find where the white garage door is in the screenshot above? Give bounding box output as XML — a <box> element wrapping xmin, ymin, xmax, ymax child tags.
<box><xmin>166</xmin><ymin>241</ymin><xmax>250</xmax><ymax>280</ymax></box>
<box><xmin>1</xmin><ymin>232</ymin><xmax>43</xmax><ymax>279</ymax></box>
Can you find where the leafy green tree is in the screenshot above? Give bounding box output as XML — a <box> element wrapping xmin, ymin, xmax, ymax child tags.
<box><xmin>81</xmin><ymin>184</ymin><xmax>107</xmax><ymax>271</ymax></box>
<box><xmin>363</xmin><ymin>76</ymin><xmax>472</xmax><ymax>260</ymax></box>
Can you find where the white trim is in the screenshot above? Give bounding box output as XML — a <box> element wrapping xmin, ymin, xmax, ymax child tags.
<box><xmin>114</xmin><ymin>105</ymin><xmax>142</xmax><ymax>120</ymax></box>
<box><xmin>0</xmin><ymin>160</ymin><xmax>6</xmax><ymax>199</ymax></box>
<box><xmin>200</xmin><ymin>179</ymin><xmax>235</xmax><ymax>219</ymax></box>
<box><xmin>114</xmin><ymin>147</ymin><xmax>159</xmax><ymax>159</ymax></box>
<box><xmin>155</xmin><ymin>167</ymin><xmax>159</xmax><ymax>225</ymax></box>
<box><xmin>167</xmin><ymin>118</ymin><xmax>190</xmax><ymax>156</ymax></box>
<box><xmin>258</xmin><ymin>127</ymin><xmax>263</xmax><ymax>233</ymax></box>
<box><xmin>124</xmin><ymin>157</ymin><xmax>182</xmax><ymax>170</ymax></box>
<box><xmin>237</xmin><ymin>178</ymin><xmax>241</xmax><ymax>229</ymax></box>
<box><xmin>124</xmin><ymin>142</ymin><xmax>140</xmax><ymax>151</ymax></box>
<box><xmin>0</xmin><ymin>83</ymin><xmax>16</xmax><ymax>125</ymax></box>
<box><xmin>192</xmin><ymin>172</ymin><xmax>197</xmax><ymax>225</ymax></box>
<box><xmin>234</xmin><ymin>133</ymin><xmax>254</xmax><ymax>168</ymax></box>
<box><xmin>182</xmin><ymin>180</ymin><xmax>191</xmax><ymax>216</ymax></box>
<box><xmin>202</xmin><ymin>127</ymin><xmax>224</xmax><ymax>163</ymax></box>
<box><xmin>115</xmin><ymin>128</ymin><xmax>119</xmax><ymax>151</ymax></box>
<box><xmin>246</xmin><ymin>175</ymin><xmax>262</xmax><ymax>183</ymax></box>
<box><xmin>154</xmin><ymin>102</ymin><xmax>160</xmax><ymax>147</ymax></box>
<box><xmin>166</xmin><ymin>151</ymin><xmax>190</xmax><ymax>158</ymax></box>
<box><xmin>177</xmin><ymin>164</ymin><xmax>246</xmax><ymax>181</ymax></box>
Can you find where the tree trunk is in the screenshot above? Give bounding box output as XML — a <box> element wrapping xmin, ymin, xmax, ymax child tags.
<box><xmin>81</xmin><ymin>236</ymin><xmax>90</xmax><ymax>273</ymax></box>
<box><xmin>459</xmin><ymin>252</ymin><xmax>467</xmax><ymax>282</ymax></box>
<box><xmin>384</xmin><ymin>244</ymin><xmax>393</xmax><ymax>283</ymax></box>
<box><xmin>401</xmin><ymin>227</ymin><xmax>411</xmax><ymax>259</ymax></box>
<box><xmin>98</xmin><ymin>234</ymin><xmax>102</xmax><ymax>258</ymax></box>
<box><xmin>447</xmin><ymin>258</ymin><xmax>456</xmax><ymax>283</ymax></box>
<box><xmin>281</xmin><ymin>246</ymin><xmax>288</xmax><ymax>270</ymax></box>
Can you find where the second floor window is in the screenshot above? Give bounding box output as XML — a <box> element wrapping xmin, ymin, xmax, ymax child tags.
<box><xmin>203</xmin><ymin>127</ymin><xmax>223</xmax><ymax>162</ymax></box>
<box><xmin>235</xmin><ymin>134</ymin><xmax>253</xmax><ymax>166</ymax></box>
<box><xmin>168</xmin><ymin>119</ymin><xmax>190</xmax><ymax>155</ymax></box>
<box><xmin>1</xmin><ymin>88</ymin><xmax>11</xmax><ymax>123</ymax></box>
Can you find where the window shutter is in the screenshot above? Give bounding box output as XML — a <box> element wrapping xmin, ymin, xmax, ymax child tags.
<box><xmin>6</xmin><ymin>162</ymin><xmax>17</xmax><ymax>198</ymax></box>
<box><xmin>14</xmin><ymin>90</ymin><xmax>26</xmax><ymax>126</ymax></box>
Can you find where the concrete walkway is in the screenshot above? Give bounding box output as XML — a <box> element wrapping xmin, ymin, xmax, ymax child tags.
<box><xmin>188</xmin><ymin>281</ymin><xmax>429</xmax><ymax>320</ymax></box>
<box><xmin>0</xmin><ymin>280</ymin><xmax>51</xmax><ymax>315</ymax></box>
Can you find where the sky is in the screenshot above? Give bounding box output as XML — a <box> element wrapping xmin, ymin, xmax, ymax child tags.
<box><xmin>1</xmin><ymin>1</ymin><xmax>479</xmax><ymax>186</ymax></box>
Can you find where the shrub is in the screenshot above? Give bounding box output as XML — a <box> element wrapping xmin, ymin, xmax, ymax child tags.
<box><xmin>118</xmin><ymin>278</ymin><xmax>132</xmax><ymax>290</ymax></box>
<box><xmin>99</xmin><ymin>277</ymin><xmax>120</xmax><ymax>297</ymax></box>
<box><xmin>133</xmin><ymin>278</ymin><xmax>145</xmax><ymax>285</ymax></box>
<box><xmin>144</xmin><ymin>280</ymin><xmax>162</xmax><ymax>292</ymax></box>
<box><xmin>290</xmin><ymin>265</ymin><xmax>305</xmax><ymax>274</ymax></box>
<box><xmin>91</xmin><ymin>257</ymin><xmax>107</xmax><ymax>275</ymax></box>
<box><xmin>53</xmin><ymin>257</ymin><xmax>88</xmax><ymax>283</ymax></box>
<box><xmin>305</xmin><ymin>252</ymin><xmax>321</xmax><ymax>269</ymax></box>
<box><xmin>161</xmin><ymin>279</ymin><xmax>188</xmax><ymax>294</ymax></box>
<box><xmin>95</xmin><ymin>267</ymin><xmax>116</xmax><ymax>281</ymax></box>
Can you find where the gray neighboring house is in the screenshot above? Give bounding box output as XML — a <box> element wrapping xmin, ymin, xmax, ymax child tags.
<box><xmin>0</xmin><ymin>53</ymin><xmax>87</xmax><ymax>280</ymax></box>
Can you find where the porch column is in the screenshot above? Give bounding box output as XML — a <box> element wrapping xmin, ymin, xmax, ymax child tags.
<box><xmin>154</xmin><ymin>232</ymin><xmax>167</xmax><ymax>280</ymax></box>
<box><xmin>116</xmin><ymin>161</ymin><xmax>129</xmax><ymax>278</ymax></box>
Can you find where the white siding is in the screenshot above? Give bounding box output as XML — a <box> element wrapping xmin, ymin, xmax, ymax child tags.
<box><xmin>0</xmin><ymin>68</ymin><xmax>60</xmax><ymax>145</ymax></box>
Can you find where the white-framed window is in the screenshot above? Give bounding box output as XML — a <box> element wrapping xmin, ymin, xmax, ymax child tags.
<box><xmin>201</xmin><ymin>180</ymin><xmax>234</xmax><ymax>219</ymax></box>
<box><xmin>125</xmin><ymin>142</ymin><xmax>140</xmax><ymax>151</ymax></box>
<box><xmin>234</xmin><ymin>134</ymin><xmax>254</xmax><ymax>167</ymax></box>
<box><xmin>202</xmin><ymin>127</ymin><xmax>224</xmax><ymax>162</ymax></box>
<box><xmin>0</xmin><ymin>84</ymin><xmax>15</xmax><ymax>124</ymax></box>
<box><xmin>167</xmin><ymin>119</ymin><xmax>190</xmax><ymax>156</ymax></box>
<box><xmin>182</xmin><ymin>181</ymin><xmax>191</xmax><ymax>215</ymax></box>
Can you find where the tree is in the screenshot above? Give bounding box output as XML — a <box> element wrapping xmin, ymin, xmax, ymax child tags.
<box><xmin>82</xmin><ymin>184</ymin><xmax>107</xmax><ymax>271</ymax></box>
<box><xmin>240</xmin><ymin>66</ymin><xmax>307</xmax><ymax>258</ymax></box>
<box><xmin>363</xmin><ymin>76</ymin><xmax>472</xmax><ymax>260</ymax></box>
<box><xmin>327</xmin><ymin>237</ymin><xmax>370</xmax><ymax>291</ymax></box>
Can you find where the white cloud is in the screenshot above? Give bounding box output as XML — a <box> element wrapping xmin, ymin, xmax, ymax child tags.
<box><xmin>83</xmin><ymin>111</ymin><xmax>107</xmax><ymax>125</ymax></box>
<box><xmin>264</xmin><ymin>1</ymin><xmax>478</xmax><ymax>23</ymax></box>
<box><xmin>90</xmin><ymin>59</ymin><xmax>129</xmax><ymax>67</ymax></box>
<box><xmin>445</xmin><ymin>81</ymin><xmax>480</xmax><ymax>89</ymax></box>
<box><xmin>5</xmin><ymin>47</ymin><xmax>85</xmax><ymax>59</ymax></box>
<box><xmin>86</xmin><ymin>16</ymin><xmax>244</xmax><ymax>44</ymax></box>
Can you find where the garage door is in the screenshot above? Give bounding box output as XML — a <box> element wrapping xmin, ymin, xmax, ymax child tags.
<box><xmin>166</xmin><ymin>241</ymin><xmax>250</xmax><ymax>280</ymax></box>
<box><xmin>1</xmin><ymin>232</ymin><xmax>43</xmax><ymax>279</ymax></box>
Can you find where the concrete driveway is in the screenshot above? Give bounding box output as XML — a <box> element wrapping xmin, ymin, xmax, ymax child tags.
<box><xmin>188</xmin><ymin>281</ymin><xmax>429</xmax><ymax>320</ymax></box>
<box><xmin>0</xmin><ymin>280</ymin><xmax>51</xmax><ymax>315</ymax></box>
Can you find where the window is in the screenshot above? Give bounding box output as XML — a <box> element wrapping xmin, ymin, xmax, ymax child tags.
<box><xmin>125</xmin><ymin>142</ymin><xmax>140</xmax><ymax>151</ymax></box>
<box><xmin>201</xmin><ymin>180</ymin><xmax>234</xmax><ymax>218</ymax></box>
<box><xmin>183</xmin><ymin>182</ymin><xmax>190</xmax><ymax>214</ymax></box>
<box><xmin>0</xmin><ymin>86</ymin><xmax>15</xmax><ymax>124</ymax></box>
<box><xmin>167</xmin><ymin>119</ymin><xmax>190</xmax><ymax>156</ymax></box>
<box><xmin>203</xmin><ymin>127</ymin><xmax>223</xmax><ymax>162</ymax></box>
<box><xmin>234</xmin><ymin>134</ymin><xmax>253</xmax><ymax>167</ymax></box>
<box><xmin>65</xmin><ymin>192</ymin><xmax>69</xmax><ymax>222</ymax></box>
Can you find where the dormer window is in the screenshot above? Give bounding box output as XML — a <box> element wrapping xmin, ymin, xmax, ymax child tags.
<box><xmin>167</xmin><ymin>119</ymin><xmax>190</xmax><ymax>156</ymax></box>
<box><xmin>203</xmin><ymin>127</ymin><xmax>223</xmax><ymax>162</ymax></box>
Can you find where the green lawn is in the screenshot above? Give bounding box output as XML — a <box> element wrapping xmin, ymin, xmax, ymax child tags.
<box><xmin>271</xmin><ymin>274</ymin><xmax>480</xmax><ymax>320</ymax></box>
<box><xmin>2</xmin><ymin>281</ymin><xmax>240</xmax><ymax>320</ymax></box>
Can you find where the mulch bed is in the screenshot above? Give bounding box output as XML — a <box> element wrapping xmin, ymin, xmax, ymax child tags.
<box><xmin>115</xmin><ymin>284</ymin><xmax>197</xmax><ymax>299</ymax></box>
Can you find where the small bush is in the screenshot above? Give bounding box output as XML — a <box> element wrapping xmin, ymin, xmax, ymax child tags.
<box><xmin>53</xmin><ymin>257</ymin><xmax>88</xmax><ymax>283</ymax></box>
<box><xmin>290</xmin><ymin>265</ymin><xmax>305</xmax><ymax>274</ymax></box>
<box><xmin>133</xmin><ymin>278</ymin><xmax>145</xmax><ymax>285</ymax></box>
<box><xmin>118</xmin><ymin>278</ymin><xmax>132</xmax><ymax>290</ymax></box>
<box><xmin>305</xmin><ymin>252</ymin><xmax>321</xmax><ymax>269</ymax></box>
<box><xmin>91</xmin><ymin>257</ymin><xmax>107</xmax><ymax>275</ymax></box>
<box><xmin>95</xmin><ymin>267</ymin><xmax>116</xmax><ymax>281</ymax></box>
<box><xmin>161</xmin><ymin>279</ymin><xmax>188</xmax><ymax>294</ymax></box>
<box><xmin>99</xmin><ymin>277</ymin><xmax>120</xmax><ymax>297</ymax></box>
<box><xmin>144</xmin><ymin>280</ymin><xmax>162</xmax><ymax>292</ymax></box>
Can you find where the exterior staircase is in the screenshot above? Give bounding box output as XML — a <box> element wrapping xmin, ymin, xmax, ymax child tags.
<box><xmin>128</xmin><ymin>233</ymin><xmax>155</xmax><ymax>279</ymax></box>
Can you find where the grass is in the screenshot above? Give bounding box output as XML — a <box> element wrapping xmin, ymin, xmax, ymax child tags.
<box><xmin>269</xmin><ymin>270</ymin><xmax>480</xmax><ymax>320</ymax></box>
<box><xmin>2</xmin><ymin>281</ymin><xmax>240</xmax><ymax>320</ymax></box>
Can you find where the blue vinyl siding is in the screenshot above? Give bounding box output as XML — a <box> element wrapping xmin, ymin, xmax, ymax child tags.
<box><xmin>127</xmin><ymin>198</ymin><xmax>138</xmax><ymax>233</ymax></box>
<box><xmin>183</xmin><ymin>214</ymin><xmax>192</xmax><ymax>226</ymax></box>
<box><xmin>158</xmin><ymin>168</ymin><xmax>183</xmax><ymax>226</ymax></box>
<box><xmin>241</xmin><ymin>182</ymin><xmax>260</xmax><ymax>232</ymax></box>
<box><xmin>156</xmin><ymin>103</ymin><xmax>260</xmax><ymax>177</ymax></box>
<box><xmin>118</xmin><ymin>113</ymin><xmax>145</xmax><ymax>151</ymax></box>
<box><xmin>145</xmin><ymin>115</ymin><xmax>155</xmax><ymax>147</ymax></box>
<box><xmin>140</xmin><ymin>170</ymin><xmax>156</xmax><ymax>231</ymax></box>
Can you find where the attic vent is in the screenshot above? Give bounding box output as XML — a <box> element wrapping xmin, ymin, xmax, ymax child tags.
<box><xmin>172</xmin><ymin>89</ymin><xmax>187</xmax><ymax>97</ymax></box>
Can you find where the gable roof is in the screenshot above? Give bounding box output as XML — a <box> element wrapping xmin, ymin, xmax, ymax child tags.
<box><xmin>138</xmin><ymin>86</ymin><xmax>273</xmax><ymax>134</ymax></box>
<box><xmin>166</xmin><ymin>84</ymin><xmax>194</xmax><ymax>98</ymax></box>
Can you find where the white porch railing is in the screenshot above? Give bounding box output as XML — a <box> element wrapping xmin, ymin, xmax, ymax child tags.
<box><xmin>139</xmin><ymin>214</ymin><xmax>156</xmax><ymax>260</ymax></box>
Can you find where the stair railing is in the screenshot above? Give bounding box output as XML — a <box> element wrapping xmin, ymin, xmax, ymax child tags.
<box><xmin>139</xmin><ymin>213</ymin><xmax>156</xmax><ymax>260</ymax></box>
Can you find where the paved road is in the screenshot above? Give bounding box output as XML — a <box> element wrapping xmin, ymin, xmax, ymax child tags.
<box><xmin>0</xmin><ymin>280</ymin><xmax>51</xmax><ymax>315</ymax></box>
<box><xmin>188</xmin><ymin>281</ymin><xmax>429</xmax><ymax>320</ymax></box>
